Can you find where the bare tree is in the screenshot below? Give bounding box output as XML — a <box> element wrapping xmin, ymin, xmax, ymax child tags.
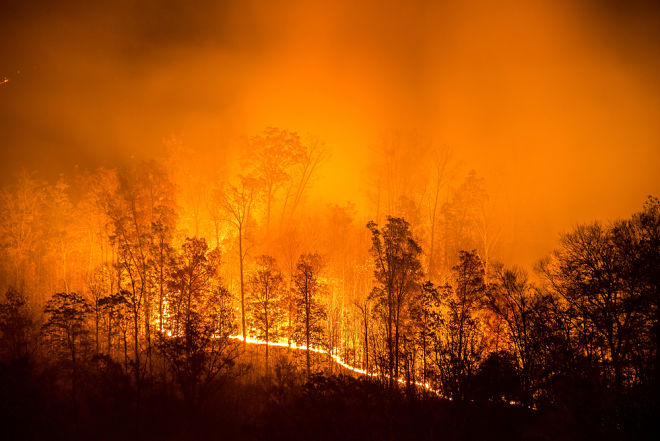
<box><xmin>218</xmin><ymin>176</ymin><xmax>259</xmax><ymax>345</ymax></box>
<box><xmin>245</xmin><ymin>128</ymin><xmax>303</xmax><ymax>235</ymax></box>
<box><xmin>426</xmin><ymin>148</ymin><xmax>452</xmax><ymax>280</ymax></box>
<box><xmin>279</xmin><ymin>135</ymin><xmax>327</xmax><ymax>228</ymax></box>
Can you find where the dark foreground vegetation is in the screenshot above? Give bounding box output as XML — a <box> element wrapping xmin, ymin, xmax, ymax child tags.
<box><xmin>0</xmin><ymin>352</ymin><xmax>632</xmax><ymax>441</ymax></box>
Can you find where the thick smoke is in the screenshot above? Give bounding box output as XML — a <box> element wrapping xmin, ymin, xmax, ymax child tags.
<box><xmin>1</xmin><ymin>0</ymin><xmax>658</xmax><ymax>267</ymax></box>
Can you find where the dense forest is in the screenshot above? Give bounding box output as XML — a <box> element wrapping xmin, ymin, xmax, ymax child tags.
<box><xmin>0</xmin><ymin>129</ymin><xmax>658</xmax><ymax>440</ymax></box>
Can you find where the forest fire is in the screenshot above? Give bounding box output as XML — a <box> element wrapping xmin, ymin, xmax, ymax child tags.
<box><xmin>229</xmin><ymin>333</ymin><xmax>438</xmax><ymax>393</ymax></box>
<box><xmin>228</xmin><ymin>334</ymin><xmax>376</xmax><ymax>377</ymax></box>
<box><xmin>1</xmin><ymin>1</ymin><xmax>659</xmax><ymax>441</ymax></box>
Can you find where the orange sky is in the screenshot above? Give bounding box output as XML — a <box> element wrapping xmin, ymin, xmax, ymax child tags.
<box><xmin>1</xmin><ymin>0</ymin><xmax>659</xmax><ymax>267</ymax></box>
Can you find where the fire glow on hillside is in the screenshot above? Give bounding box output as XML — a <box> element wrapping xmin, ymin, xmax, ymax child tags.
<box><xmin>1</xmin><ymin>2</ymin><xmax>659</xmax><ymax>440</ymax></box>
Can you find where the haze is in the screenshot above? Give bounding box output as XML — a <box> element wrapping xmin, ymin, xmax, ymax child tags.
<box><xmin>1</xmin><ymin>0</ymin><xmax>659</xmax><ymax>268</ymax></box>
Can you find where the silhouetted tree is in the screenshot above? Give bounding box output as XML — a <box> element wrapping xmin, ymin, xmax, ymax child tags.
<box><xmin>430</xmin><ymin>251</ymin><xmax>486</xmax><ymax>400</ymax></box>
<box><xmin>354</xmin><ymin>290</ymin><xmax>372</xmax><ymax>374</ymax></box>
<box><xmin>41</xmin><ymin>291</ymin><xmax>91</xmax><ymax>417</ymax></box>
<box><xmin>158</xmin><ymin>237</ymin><xmax>238</xmax><ymax>406</ymax></box>
<box><xmin>248</xmin><ymin>254</ymin><xmax>285</xmax><ymax>377</ymax></box>
<box><xmin>485</xmin><ymin>265</ymin><xmax>537</xmax><ymax>406</ymax></box>
<box><xmin>0</xmin><ymin>287</ymin><xmax>33</xmax><ymax>361</ymax></box>
<box><xmin>610</xmin><ymin>196</ymin><xmax>660</xmax><ymax>385</ymax></box>
<box><xmin>150</xmin><ymin>204</ymin><xmax>177</xmax><ymax>335</ymax></box>
<box><xmin>541</xmin><ymin>224</ymin><xmax>644</xmax><ymax>395</ymax></box>
<box><xmin>98</xmin><ymin>290</ymin><xmax>131</xmax><ymax>370</ymax></box>
<box><xmin>537</xmin><ymin>199</ymin><xmax>660</xmax><ymax>433</ymax></box>
<box><xmin>414</xmin><ymin>281</ymin><xmax>442</xmax><ymax>387</ymax></box>
<box><xmin>293</xmin><ymin>253</ymin><xmax>327</xmax><ymax>377</ymax></box>
<box><xmin>88</xmin><ymin>267</ymin><xmax>110</xmax><ymax>354</ymax></box>
<box><xmin>367</xmin><ymin>217</ymin><xmax>423</xmax><ymax>384</ymax></box>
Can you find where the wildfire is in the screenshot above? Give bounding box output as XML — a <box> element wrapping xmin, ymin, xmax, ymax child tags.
<box><xmin>0</xmin><ymin>77</ymin><xmax>8</xmax><ymax>86</ymax></box>
<box><xmin>156</xmin><ymin>299</ymin><xmax>428</xmax><ymax>390</ymax></box>
<box><xmin>229</xmin><ymin>334</ymin><xmax>438</xmax><ymax>395</ymax></box>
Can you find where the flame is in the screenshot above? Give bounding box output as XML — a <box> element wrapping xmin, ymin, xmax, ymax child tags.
<box><xmin>157</xmin><ymin>278</ymin><xmax>439</xmax><ymax>394</ymax></box>
<box><xmin>0</xmin><ymin>77</ymin><xmax>8</xmax><ymax>86</ymax></box>
<box><xmin>228</xmin><ymin>334</ymin><xmax>440</xmax><ymax>395</ymax></box>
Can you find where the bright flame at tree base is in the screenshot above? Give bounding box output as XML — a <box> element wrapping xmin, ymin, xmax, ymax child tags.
<box><xmin>228</xmin><ymin>334</ymin><xmax>439</xmax><ymax>395</ymax></box>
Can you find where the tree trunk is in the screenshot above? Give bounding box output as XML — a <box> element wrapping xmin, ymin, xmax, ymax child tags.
<box><xmin>306</xmin><ymin>277</ymin><xmax>311</xmax><ymax>378</ymax></box>
<box><xmin>107</xmin><ymin>309</ymin><xmax>113</xmax><ymax>355</ymax></box>
<box><xmin>265</xmin><ymin>289</ymin><xmax>270</xmax><ymax>378</ymax></box>
<box><xmin>364</xmin><ymin>310</ymin><xmax>369</xmax><ymax>374</ymax></box>
<box><xmin>123</xmin><ymin>330</ymin><xmax>128</xmax><ymax>371</ymax></box>
<box><xmin>159</xmin><ymin>242</ymin><xmax>164</xmax><ymax>332</ymax></box>
<box><xmin>95</xmin><ymin>301</ymin><xmax>100</xmax><ymax>354</ymax></box>
<box><xmin>132</xmin><ymin>304</ymin><xmax>141</xmax><ymax>437</ymax></box>
<box><xmin>265</xmin><ymin>324</ymin><xmax>269</xmax><ymax>378</ymax></box>
<box><xmin>422</xmin><ymin>310</ymin><xmax>427</xmax><ymax>386</ymax></box>
<box><xmin>239</xmin><ymin>225</ymin><xmax>246</xmax><ymax>347</ymax></box>
<box><xmin>395</xmin><ymin>309</ymin><xmax>400</xmax><ymax>381</ymax></box>
<box><xmin>387</xmin><ymin>290</ymin><xmax>394</xmax><ymax>386</ymax></box>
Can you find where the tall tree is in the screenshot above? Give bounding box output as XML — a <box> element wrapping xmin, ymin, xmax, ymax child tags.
<box><xmin>415</xmin><ymin>281</ymin><xmax>443</xmax><ymax>387</ymax></box>
<box><xmin>98</xmin><ymin>290</ymin><xmax>131</xmax><ymax>369</ymax></box>
<box><xmin>367</xmin><ymin>216</ymin><xmax>423</xmax><ymax>384</ymax></box>
<box><xmin>429</xmin><ymin>251</ymin><xmax>486</xmax><ymax>400</ymax></box>
<box><xmin>219</xmin><ymin>177</ymin><xmax>258</xmax><ymax>346</ymax></box>
<box><xmin>541</xmin><ymin>222</ymin><xmax>651</xmax><ymax>395</ymax></box>
<box><xmin>485</xmin><ymin>264</ymin><xmax>537</xmax><ymax>406</ymax></box>
<box><xmin>354</xmin><ymin>271</ymin><xmax>372</xmax><ymax>374</ymax></box>
<box><xmin>245</xmin><ymin>128</ymin><xmax>303</xmax><ymax>235</ymax></box>
<box><xmin>441</xmin><ymin>171</ymin><xmax>488</xmax><ymax>271</ymax></box>
<box><xmin>425</xmin><ymin>148</ymin><xmax>453</xmax><ymax>280</ymax></box>
<box><xmin>41</xmin><ymin>291</ymin><xmax>91</xmax><ymax>418</ymax></box>
<box><xmin>105</xmin><ymin>162</ymin><xmax>175</xmax><ymax>389</ymax></box>
<box><xmin>610</xmin><ymin>196</ymin><xmax>660</xmax><ymax>385</ymax></box>
<box><xmin>247</xmin><ymin>255</ymin><xmax>285</xmax><ymax>377</ymax></box>
<box><xmin>150</xmin><ymin>204</ymin><xmax>177</xmax><ymax>334</ymax></box>
<box><xmin>0</xmin><ymin>172</ymin><xmax>47</xmax><ymax>303</ymax></box>
<box><xmin>88</xmin><ymin>267</ymin><xmax>109</xmax><ymax>354</ymax></box>
<box><xmin>279</xmin><ymin>135</ymin><xmax>326</xmax><ymax>229</ymax></box>
<box><xmin>293</xmin><ymin>253</ymin><xmax>327</xmax><ymax>377</ymax></box>
<box><xmin>158</xmin><ymin>237</ymin><xmax>237</xmax><ymax>406</ymax></box>
<box><xmin>451</xmin><ymin>250</ymin><xmax>486</xmax><ymax>399</ymax></box>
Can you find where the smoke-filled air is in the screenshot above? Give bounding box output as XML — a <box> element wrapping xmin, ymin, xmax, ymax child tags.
<box><xmin>1</xmin><ymin>1</ymin><xmax>659</xmax><ymax>441</ymax></box>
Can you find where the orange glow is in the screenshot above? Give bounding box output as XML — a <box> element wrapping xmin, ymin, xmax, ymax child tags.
<box><xmin>1</xmin><ymin>1</ymin><xmax>658</xmax><ymax>269</ymax></box>
<box><xmin>0</xmin><ymin>1</ymin><xmax>658</xmax><ymax>416</ymax></box>
<box><xmin>229</xmin><ymin>333</ymin><xmax>438</xmax><ymax>395</ymax></box>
